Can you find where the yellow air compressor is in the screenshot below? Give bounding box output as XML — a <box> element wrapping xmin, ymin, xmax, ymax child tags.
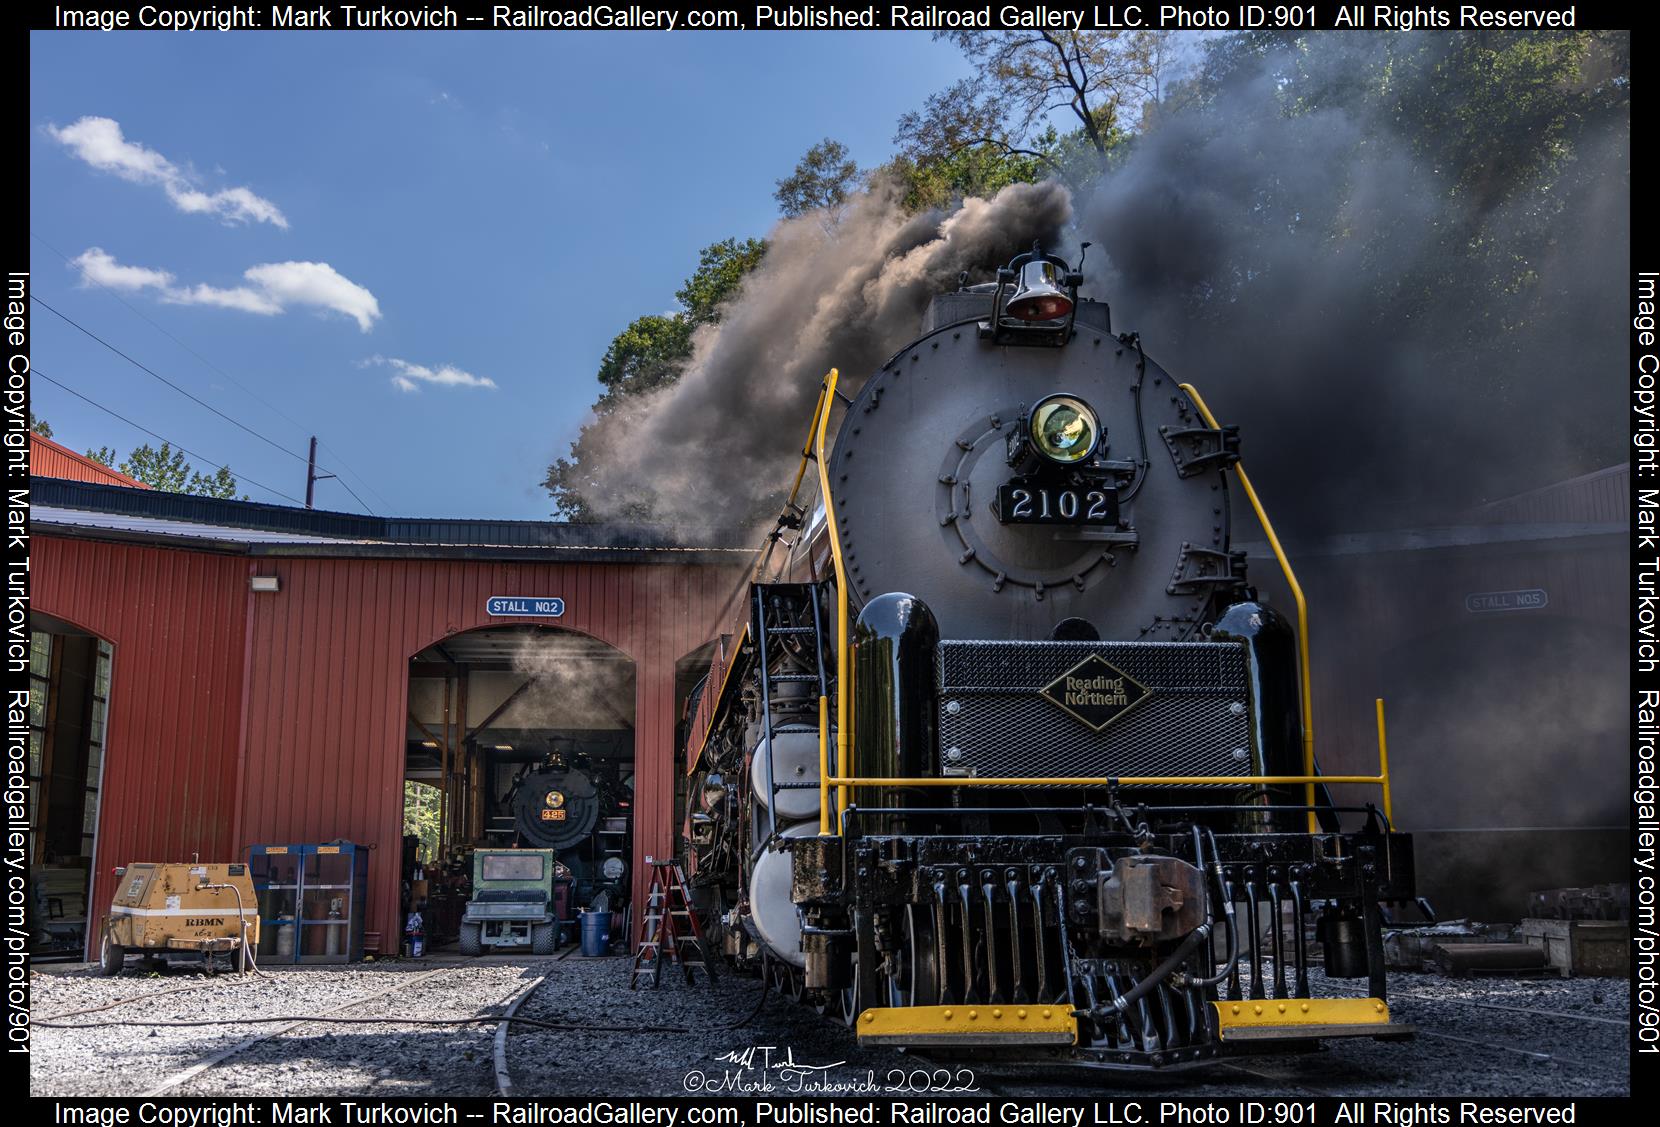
<box><xmin>100</xmin><ymin>862</ymin><xmax>260</xmax><ymax>975</ymax></box>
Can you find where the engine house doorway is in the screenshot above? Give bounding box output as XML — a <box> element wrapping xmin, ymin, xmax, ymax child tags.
<box><xmin>26</xmin><ymin>612</ymin><xmax>114</xmax><ymax>961</ymax></box>
<box><xmin>404</xmin><ymin>625</ymin><xmax>636</xmax><ymax>946</ymax></box>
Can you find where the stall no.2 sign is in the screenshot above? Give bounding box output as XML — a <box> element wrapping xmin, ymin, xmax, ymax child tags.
<box><xmin>485</xmin><ymin>596</ymin><xmax>566</xmax><ymax>617</ymax></box>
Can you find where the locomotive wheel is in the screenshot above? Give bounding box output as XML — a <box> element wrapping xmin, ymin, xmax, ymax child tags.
<box><xmin>886</xmin><ymin>904</ymin><xmax>939</xmax><ymax>1007</ymax></box>
<box><xmin>842</xmin><ymin>911</ymin><xmax>879</xmax><ymax>1028</ymax></box>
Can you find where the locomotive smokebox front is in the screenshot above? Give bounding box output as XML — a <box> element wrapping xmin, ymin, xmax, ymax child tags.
<box><xmin>830</xmin><ymin>287</ymin><xmax>1242</xmax><ymax>644</ymax></box>
<box><xmin>511</xmin><ymin>766</ymin><xmax>600</xmax><ymax>851</ymax></box>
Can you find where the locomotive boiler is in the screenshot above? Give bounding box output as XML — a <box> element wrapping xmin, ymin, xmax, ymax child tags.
<box><xmin>680</xmin><ymin>245</ymin><xmax>1414</xmax><ymax>1068</ymax></box>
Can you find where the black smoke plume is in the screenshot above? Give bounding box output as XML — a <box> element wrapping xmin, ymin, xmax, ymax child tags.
<box><xmin>1078</xmin><ymin>31</ymin><xmax>1629</xmax><ymax>533</ymax></box>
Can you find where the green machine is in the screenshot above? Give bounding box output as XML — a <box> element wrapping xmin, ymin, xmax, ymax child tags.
<box><xmin>459</xmin><ymin>849</ymin><xmax>564</xmax><ymax>955</ymax></box>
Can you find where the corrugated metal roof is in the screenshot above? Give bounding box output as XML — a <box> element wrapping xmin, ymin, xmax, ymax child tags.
<box><xmin>31</xmin><ymin>477</ymin><xmax>743</xmax><ymax>550</ymax></box>
<box><xmin>30</xmin><ymin>433</ymin><xmax>151</xmax><ymax>489</ymax></box>
<box><xmin>32</xmin><ymin>506</ymin><xmax>378</xmax><ymax>545</ymax></box>
<box><xmin>1470</xmin><ymin>464</ymin><xmax>1630</xmax><ymax>525</ymax></box>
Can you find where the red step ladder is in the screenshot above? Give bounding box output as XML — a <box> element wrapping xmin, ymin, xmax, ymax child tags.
<box><xmin>629</xmin><ymin>858</ymin><xmax>717</xmax><ymax>988</ymax></box>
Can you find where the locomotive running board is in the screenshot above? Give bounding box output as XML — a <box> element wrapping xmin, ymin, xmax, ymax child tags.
<box><xmin>856</xmin><ymin>1004</ymin><xmax>1078</xmax><ymax>1047</ymax></box>
<box><xmin>1211</xmin><ymin>997</ymin><xmax>1413</xmax><ymax>1041</ymax></box>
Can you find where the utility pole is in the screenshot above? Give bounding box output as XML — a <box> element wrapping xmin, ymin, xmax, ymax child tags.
<box><xmin>305</xmin><ymin>436</ymin><xmax>335</xmax><ymax>509</ymax></box>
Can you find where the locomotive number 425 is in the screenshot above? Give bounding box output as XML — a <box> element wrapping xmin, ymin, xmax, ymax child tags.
<box><xmin>998</xmin><ymin>482</ymin><xmax>1119</xmax><ymax>526</ymax></box>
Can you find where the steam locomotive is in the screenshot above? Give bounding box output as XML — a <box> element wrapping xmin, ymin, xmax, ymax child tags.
<box><xmin>680</xmin><ymin>246</ymin><xmax>1414</xmax><ymax>1068</ymax></box>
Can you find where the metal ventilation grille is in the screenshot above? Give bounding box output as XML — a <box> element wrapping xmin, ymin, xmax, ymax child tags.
<box><xmin>936</xmin><ymin>640</ymin><xmax>1253</xmax><ymax>781</ymax></box>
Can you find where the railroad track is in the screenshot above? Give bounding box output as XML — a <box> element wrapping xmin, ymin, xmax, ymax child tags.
<box><xmin>1410</xmin><ymin>1029</ymin><xmax>1627</xmax><ymax>1077</ymax></box>
<box><xmin>494</xmin><ymin>970</ymin><xmax>553</xmax><ymax>1096</ymax></box>
<box><xmin>1389</xmin><ymin>991</ymin><xmax>1627</xmax><ymax>1027</ymax></box>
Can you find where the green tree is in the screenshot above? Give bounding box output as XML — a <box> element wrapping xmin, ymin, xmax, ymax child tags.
<box><xmin>677</xmin><ymin>237</ymin><xmax>767</xmax><ymax>324</ymax></box>
<box><xmin>188</xmin><ymin>464</ymin><xmax>243</xmax><ymax>500</ymax></box>
<box><xmin>887</xmin><ymin>32</ymin><xmax>1159</xmax><ymax>210</ymax></box>
<box><xmin>403</xmin><ymin>781</ymin><xmax>440</xmax><ymax>864</ymax></box>
<box><xmin>774</xmin><ymin>139</ymin><xmax>861</xmax><ymax>221</ymax></box>
<box><xmin>28</xmin><ymin>412</ymin><xmax>51</xmax><ymax>438</ymax></box>
<box><xmin>939</xmin><ymin>30</ymin><xmax>1164</xmax><ymax>156</ymax></box>
<box><xmin>544</xmin><ymin>237</ymin><xmax>765</xmax><ymax>518</ymax></box>
<box><xmin>119</xmin><ymin>442</ymin><xmax>191</xmax><ymax>492</ymax></box>
<box><xmin>85</xmin><ymin>440</ymin><xmax>249</xmax><ymax>498</ymax></box>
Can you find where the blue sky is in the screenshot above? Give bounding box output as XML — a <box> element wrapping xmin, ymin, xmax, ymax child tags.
<box><xmin>29</xmin><ymin>32</ymin><xmax>974</xmax><ymax>518</ymax></box>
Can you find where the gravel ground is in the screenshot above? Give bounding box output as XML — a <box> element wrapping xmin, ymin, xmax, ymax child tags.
<box><xmin>505</xmin><ymin>960</ymin><xmax>1632</xmax><ymax>1099</ymax></box>
<box><xmin>31</xmin><ymin>956</ymin><xmax>1632</xmax><ymax>1098</ymax></box>
<box><xmin>30</xmin><ymin>957</ymin><xmax>542</xmax><ymax>1098</ymax></box>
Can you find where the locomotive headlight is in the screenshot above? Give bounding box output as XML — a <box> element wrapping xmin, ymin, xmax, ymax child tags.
<box><xmin>1029</xmin><ymin>395</ymin><xmax>1099</xmax><ymax>464</ymax></box>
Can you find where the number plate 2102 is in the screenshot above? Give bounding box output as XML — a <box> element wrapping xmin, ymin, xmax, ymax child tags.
<box><xmin>997</xmin><ymin>483</ymin><xmax>1119</xmax><ymax>526</ymax></box>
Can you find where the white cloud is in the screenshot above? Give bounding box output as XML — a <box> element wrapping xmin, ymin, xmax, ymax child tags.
<box><xmin>71</xmin><ymin>248</ymin><xmax>379</xmax><ymax>331</ymax></box>
<box><xmin>169</xmin><ymin>283</ymin><xmax>284</xmax><ymax>316</ymax></box>
<box><xmin>48</xmin><ymin>116</ymin><xmax>289</xmax><ymax>229</ymax></box>
<box><xmin>363</xmin><ymin>355</ymin><xmax>498</xmax><ymax>393</ymax></box>
<box><xmin>243</xmin><ymin>262</ymin><xmax>380</xmax><ymax>332</ymax></box>
<box><xmin>71</xmin><ymin>247</ymin><xmax>175</xmax><ymax>292</ymax></box>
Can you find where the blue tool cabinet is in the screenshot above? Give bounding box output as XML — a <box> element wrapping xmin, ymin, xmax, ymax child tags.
<box><xmin>248</xmin><ymin>842</ymin><xmax>369</xmax><ymax>963</ymax></box>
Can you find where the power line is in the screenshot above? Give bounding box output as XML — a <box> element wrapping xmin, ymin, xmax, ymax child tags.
<box><xmin>33</xmin><ymin>294</ymin><xmax>310</xmax><ymax>464</ymax></box>
<box><xmin>30</xmin><ymin>293</ymin><xmax>378</xmax><ymax>515</ymax></box>
<box><xmin>304</xmin><ymin>439</ymin><xmax>376</xmax><ymax>515</ymax></box>
<box><xmin>314</xmin><ymin>435</ymin><xmax>392</xmax><ymax>510</ymax></box>
<box><xmin>29</xmin><ymin>230</ymin><xmax>389</xmax><ymax>511</ymax></box>
<box><xmin>32</xmin><ymin>367</ymin><xmax>310</xmax><ymax>507</ymax></box>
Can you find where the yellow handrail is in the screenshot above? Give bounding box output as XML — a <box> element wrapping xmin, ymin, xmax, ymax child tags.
<box><xmin>823</xmin><ymin>773</ymin><xmax>1386</xmax><ymax>788</ymax></box>
<box><xmin>1375</xmin><ymin>698</ymin><xmax>1394</xmax><ymax>827</ymax></box>
<box><xmin>817</xmin><ymin>695</ymin><xmax>831</xmax><ymax>835</ymax></box>
<box><xmin>754</xmin><ymin>383</ymin><xmax>831</xmax><ymax>582</ymax></box>
<box><xmin>1179</xmin><ymin>382</ymin><xmax>1319</xmax><ymax>833</ymax></box>
<box><xmin>812</xmin><ymin>369</ymin><xmax>849</xmax><ymax>836</ymax></box>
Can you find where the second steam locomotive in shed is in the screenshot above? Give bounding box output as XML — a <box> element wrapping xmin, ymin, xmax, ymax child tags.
<box><xmin>678</xmin><ymin>245</ymin><xmax>1415</xmax><ymax>1068</ymax></box>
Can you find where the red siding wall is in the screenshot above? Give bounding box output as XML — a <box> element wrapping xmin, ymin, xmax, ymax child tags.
<box><xmin>33</xmin><ymin>538</ymin><xmax>250</xmax><ymax>951</ymax></box>
<box><xmin>36</xmin><ymin>535</ymin><xmax>743</xmax><ymax>953</ymax></box>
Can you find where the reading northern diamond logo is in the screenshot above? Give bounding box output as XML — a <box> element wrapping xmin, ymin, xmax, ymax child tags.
<box><xmin>1039</xmin><ymin>654</ymin><xmax>1150</xmax><ymax>732</ymax></box>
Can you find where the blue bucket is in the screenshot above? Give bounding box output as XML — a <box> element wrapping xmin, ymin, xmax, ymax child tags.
<box><xmin>579</xmin><ymin>910</ymin><xmax>612</xmax><ymax>957</ymax></box>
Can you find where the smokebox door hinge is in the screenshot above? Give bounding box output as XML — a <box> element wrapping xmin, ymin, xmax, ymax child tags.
<box><xmin>1159</xmin><ymin>424</ymin><xmax>1240</xmax><ymax>478</ymax></box>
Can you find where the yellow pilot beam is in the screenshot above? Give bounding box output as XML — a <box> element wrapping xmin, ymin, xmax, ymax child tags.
<box><xmin>812</xmin><ymin>369</ymin><xmax>850</xmax><ymax>835</ymax></box>
<box><xmin>1180</xmin><ymin>382</ymin><xmax>1319</xmax><ymax>833</ymax></box>
<box><xmin>1212</xmin><ymin>997</ymin><xmax>1391</xmax><ymax>1039</ymax></box>
<box><xmin>857</xmin><ymin>1004</ymin><xmax>1078</xmax><ymax>1046</ymax></box>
